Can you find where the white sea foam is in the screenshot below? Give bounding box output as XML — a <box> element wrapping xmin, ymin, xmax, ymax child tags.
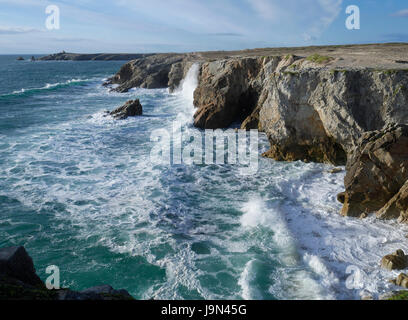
<box><xmin>7</xmin><ymin>78</ymin><xmax>91</xmax><ymax>96</ymax></box>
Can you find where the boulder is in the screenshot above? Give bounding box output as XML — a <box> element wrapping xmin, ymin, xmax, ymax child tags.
<box><xmin>339</xmin><ymin>124</ymin><xmax>408</xmax><ymax>217</ymax></box>
<box><xmin>381</xmin><ymin>250</ymin><xmax>408</xmax><ymax>271</ymax></box>
<box><xmin>0</xmin><ymin>246</ymin><xmax>43</xmax><ymax>287</ymax></box>
<box><xmin>394</xmin><ymin>273</ymin><xmax>408</xmax><ymax>288</ymax></box>
<box><xmin>110</xmin><ymin>99</ymin><xmax>143</xmax><ymax>120</ymax></box>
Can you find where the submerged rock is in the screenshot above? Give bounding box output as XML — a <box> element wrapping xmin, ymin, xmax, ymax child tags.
<box><xmin>339</xmin><ymin>124</ymin><xmax>408</xmax><ymax>218</ymax></box>
<box><xmin>381</xmin><ymin>249</ymin><xmax>408</xmax><ymax>271</ymax></box>
<box><xmin>110</xmin><ymin>99</ymin><xmax>143</xmax><ymax>120</ymax></box>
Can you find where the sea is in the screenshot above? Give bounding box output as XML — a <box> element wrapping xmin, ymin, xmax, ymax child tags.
<box><xmin>1</xmin><ymin>54</ymin><xmax>407</xmax><ymax>300</ymax></box>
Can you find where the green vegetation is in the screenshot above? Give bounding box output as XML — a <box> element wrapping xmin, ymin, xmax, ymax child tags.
<box><xmin>306</xmin><ymin>54</ymin><xmax>333</xmax><ymax>64</ymax></box>
<box><xmin>393</xmin><ymin>85</ymin><xmax>407</xmax><ymax>97</ymax></box>
<box><xmin>285</xmin><ymin>54</ymin><xmax>294</xmax><ymax>60</ymax></box>
<box><xmin>388</xmin><ymin>291</ymin><xmax>408</xmax><ymax>300</ymax></box>
<box><xmin>282</xmin><ymin>71</ymin><xmax>299</xmax><ymax>77</ymax></box>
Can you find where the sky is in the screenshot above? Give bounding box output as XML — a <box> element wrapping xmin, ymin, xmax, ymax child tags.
<box><xmin>0</xmin><ymin>0</ymin><xmax>407</xmax><ymax>54</ymax></box>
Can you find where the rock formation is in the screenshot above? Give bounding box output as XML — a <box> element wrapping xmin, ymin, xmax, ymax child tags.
<box><xmin>0</xmin><ymin>246</ymin><xmax>133</xmax><ymax>300</ymax></box>
<box><xmin>105</xmin><ymin>53</ymin><xmax>201</xmax><ymax>92</ymax></box>
<box><xmin>381</xmin><ymin>249</ymin><xmax>408</xmax><ymax>271</ymax></box>
<box><xmin>110</xmin><ymin>99</ymin><xmax>143</xmax><ymax>120</ymax></box>
<box><xmin>340</xmin><ymin>124</ymin><xmax>408</xmax><ymax>218</ymax></box>
<box><xmin>390</xmin><ymin>273</ymin><xmax>408</xmax><ymax>288</ymax></box>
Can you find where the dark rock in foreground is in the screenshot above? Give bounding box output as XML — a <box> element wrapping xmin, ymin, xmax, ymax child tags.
<box><xmin>339</xmin><ymin>124</ymin><xmax>408</xmax><ymax>218</ymax></box>
<box><xmin>110</xmin><ymin>99</ymin><xmax>143</xmax><ymax>120</ymax></box>
<box><xmin>0</xmin><ymin>246</ymin><xmax>44</xmax><ymax>287</ymax></box>
<box><xmin>0</xmin><ymin>246</ymin><xmax>133</xmax><ymax>300</ymax></box>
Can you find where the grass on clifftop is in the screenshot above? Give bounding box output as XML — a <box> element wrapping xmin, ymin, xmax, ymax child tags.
<box><xmin>307</xmin><ymin>54</ymin><xmax>333</xmax><ymax>64</ymax></box>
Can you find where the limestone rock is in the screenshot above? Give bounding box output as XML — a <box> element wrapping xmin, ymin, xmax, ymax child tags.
<box><xmin>106</xmin><ymin>54</ymin><xmax>201</xmax><ymax>92</ymax></box>
<box><xmin>395</xmin><ymin>273</ymin><xmax>408</xmax><ymax>288</ymax></box>
<box><xmin>340</xmin><ymin>124</ymin><xmax>408</xmax><ymax>217</ymax></box>
<box><xmin>377</xmin><ymin>179</ymin><xmax>408</xmax><ymax>223</ymax></box>
<box><xmin>193</xmin><ymin>58</ymin><xmax>263</xmax><ymax>129</ymax></box>
<box><xmin>381</xmin><ymin>250</ymin><xmax>408</xmax><ymax>271</ymax></box>
<box><xmin>110</xmin><ymin>99</ymin><xmax>143</xmax><ymax>120</ymax></box>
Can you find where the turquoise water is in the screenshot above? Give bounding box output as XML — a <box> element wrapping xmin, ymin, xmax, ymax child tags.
<box><xmin>2</xmin><ymin>55</ymin><xmax>404</xmax><ymax>300</ymax></box>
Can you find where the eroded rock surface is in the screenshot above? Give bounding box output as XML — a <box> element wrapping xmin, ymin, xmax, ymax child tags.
<box><xmin>381</xmin><ymin>249</ymin><xmax>408</xmax><ymax>271</ymax></box>
<box><xmin>340</xmin><ymin>124</ymin><xmax>408</xmax><ymax>217</ymax></box>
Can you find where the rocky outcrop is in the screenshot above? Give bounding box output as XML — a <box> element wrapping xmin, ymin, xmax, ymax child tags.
<box><xmin>110</xmin><ymin>99</ymin><xmax>143</xmax><ymax>120</ymax></box>
<box><xmin>193</xmin><ymin>56</ymin><xmax>408</xmax><ymax>165</ymax></box>
<box><xmin>0</xmin><ymin>246</ymin><xmax>43</xmax><ymax>288</ymax></box>
<box><xmin>378</xmin><ymin>180</ymin><xmax>408</xmax><ymax>223</ymax></box>
<box><xmin>106</xmin><ymin>53</ymin><xmax>202</xmax><ymax>92</ymax></box>
<box><xmin>390</xmin><ymin>273</ymin><xmax>408</xmax><ymax>288</ymax></box>
<box><xmin>340</xmin><ymin>124</ymin><xmax>408</xmax><ymax>218</ymax></box>
<box><xmin>0</xmin><ymin>246</ymin><xmax>133</xmax><ymax>300</ymax></box>
<box><xmin>193</xmin><ymin>58</ymin><xmax>263</xmax><ymax>129</ymax></box>
<box><xmin>381</xmin><ymin>249</ymin><xmax>408</xmax><ymax>271</ymax></box>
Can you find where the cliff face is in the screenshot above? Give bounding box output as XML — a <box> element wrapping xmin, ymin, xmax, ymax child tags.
<box><xmin>193</xmin><ymin>56</ymin><xmax>408</xmax><ymax>164</ymax></box>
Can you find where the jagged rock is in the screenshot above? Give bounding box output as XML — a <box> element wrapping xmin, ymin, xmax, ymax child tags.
<box><xmin>110</xmin><ymin>99</ymin><xmax>143</xmax><ymax>120</ymax></box>
<box><xmin>381</xmin><ymin>250</ymin><xmax>408</xmax><ymax>271</ymax></box>
<box><xmin>339</xmin><ymin>124</ymin><xmax>408</xmax><ymax>217</ymax></box>
<box><xmin>0</xmin><ymin>246</ymin><xmax>43</xmax><ymax>287</ymax></box>
<box><xmin>16</xmin><ymin>57</ymin><xmax>24</xmax><ymax>61</ymax></box>
<box><xmin>193</xmin><ymin>58</ymin><xmax>263</xmax><ymax>129</ymax></box>
<box><xmin>377</xmin><ymin>179</ymin><xmax>408</xmax><ymax>223</ymax></box>
<box><xmin>106</xmin><ymin>54</ymin><xmax>200</xmax><ymax>92</ymax></box>
<box><xmin>394</xmin><ymin>273</ymin><xmax>408</xmax><ymax>288</ymax></box>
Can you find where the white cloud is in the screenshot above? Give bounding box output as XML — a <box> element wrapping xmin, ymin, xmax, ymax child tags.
<box><xmin>392</xmin><ymin>9</ymin><xmax>408</xmax><ymax>17</ymax></box>
<box><xmin>247</xmin><ymin>0</ymin><xmax>343</xmax><ymax>42</ymax></box>
<box><xmin>0</xmin><ymin>26</ymin><xmax>42</xmax><ymax>34</ymax></box>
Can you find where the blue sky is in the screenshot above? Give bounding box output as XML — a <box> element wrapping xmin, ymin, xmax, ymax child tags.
<box><xmin>0</xmin><ymin>0</ymin><xmax>407</xmax><ymax>54</ymax></box>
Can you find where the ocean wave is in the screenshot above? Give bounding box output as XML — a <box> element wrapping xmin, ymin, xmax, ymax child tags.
<box><xmin>0</xmin><ymin>78</ymin><xmax>95</xmax><ymax>99</ymax></box>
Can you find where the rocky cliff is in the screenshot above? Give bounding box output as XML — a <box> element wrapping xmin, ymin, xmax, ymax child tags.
<box><xmin>107</xmin><ymin>43</ymin><xmax>408</xmax><ymax>221</ymax></box>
